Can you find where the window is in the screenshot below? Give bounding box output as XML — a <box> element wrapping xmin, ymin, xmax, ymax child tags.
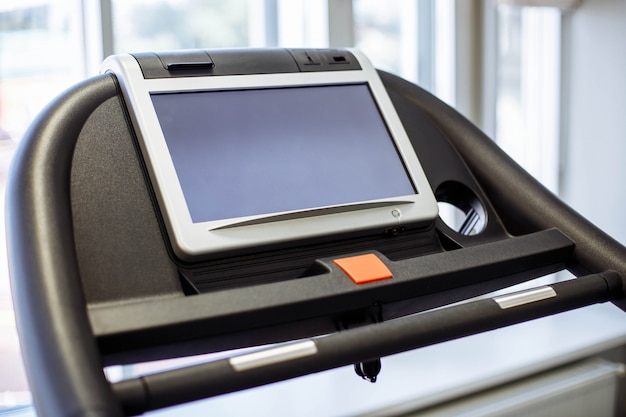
<box><xmin>353</xmin><ymin>0</ymin><xmax>455</xmax><ymax>98</ymax></box>
<box><xmin>112</xmin><ymin>0</ymin><xmax>250</xmax><ymax>52</ymax></box>
<box><xmin>494</xmin><ymin>5</ymin><xmax>562</xmax><ymax>193</ymax></box>
<box><xmin>0</xmin><ymin>0</ymin><xmax>86</xmax><ymax>142</ymax></box>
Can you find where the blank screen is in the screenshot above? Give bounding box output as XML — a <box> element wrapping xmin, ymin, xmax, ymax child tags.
<box><xmin>151</xmin><ymin>84</ymin><xmax>416</xmax><ymax>223</ymax></box>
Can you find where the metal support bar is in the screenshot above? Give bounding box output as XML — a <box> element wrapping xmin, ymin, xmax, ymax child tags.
<box><xmin>113</xmin><ymin>271</ymin><xmax>624</xmax><ymax>416</ymax></box>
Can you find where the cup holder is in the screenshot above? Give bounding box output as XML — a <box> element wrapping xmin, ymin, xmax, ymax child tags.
<box><xmin>435</xmin><ymin>181</ymin><xmax>486</xmax><ymax>236</ymax></box>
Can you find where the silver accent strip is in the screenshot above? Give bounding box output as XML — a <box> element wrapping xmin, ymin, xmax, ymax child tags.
<box><xmin>494</xmin><ymin>286</ymin><xmax>557</xmax><ymax>309</ymax></box>
<box><xmin>230</xmin><ymin>340</ymin><xmax>318</xmax><ymax>372</ymax></box>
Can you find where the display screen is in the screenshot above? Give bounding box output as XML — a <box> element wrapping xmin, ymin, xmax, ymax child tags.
<box><xmin>151</xmin><ymin>84</ymin><xmax>416</xmax><ymax>223</ymax></box>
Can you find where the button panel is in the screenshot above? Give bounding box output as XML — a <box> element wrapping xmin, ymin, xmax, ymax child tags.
<box><xmin>333</xmin><ymin>253</ymin><xmax>393</xmax><ymax>284</ymax></box>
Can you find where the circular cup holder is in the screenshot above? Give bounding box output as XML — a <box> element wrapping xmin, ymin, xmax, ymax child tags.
<box><xmin>435</xmin><ymin>181</ymin><xmax>486</xmax><ymax>236</ymax></box>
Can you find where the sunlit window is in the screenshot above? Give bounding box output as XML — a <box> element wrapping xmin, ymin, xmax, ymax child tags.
<box><xmin>495</xmin><ymin>5</ymin><xmax>561</xmax><ymax>193</ymax></box>
<box><xmin>0</xmin><ymin>0</ymin><xmax>85</xmax><ymax>142</ymax></box>
<box><xmin>354</xmin><ymin>0</ymin><xmax>415</xmax><ymax>79</ymax></box>
<box><xmin>112</xmin><ymin>0</ymin><xmax>250</xmax><ymax>52</ymax></box>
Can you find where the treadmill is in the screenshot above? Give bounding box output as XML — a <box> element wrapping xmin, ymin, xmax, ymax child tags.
<box><xmin>6</xmin><ymin>48</ymin><xmax>626</xmax><ymax>417</ymax></box>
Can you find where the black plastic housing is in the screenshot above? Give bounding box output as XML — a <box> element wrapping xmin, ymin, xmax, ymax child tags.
<box><xmin>131</xmin><ymin>48</ymin><xmax>360</xmax><ymax>78</ymax></box>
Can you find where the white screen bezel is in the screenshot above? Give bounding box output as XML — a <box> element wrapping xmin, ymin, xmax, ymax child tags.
<box><xmin>102</xmin><ymin>50</ymin><xmax>438</xmax><ymax>261</ymax></box>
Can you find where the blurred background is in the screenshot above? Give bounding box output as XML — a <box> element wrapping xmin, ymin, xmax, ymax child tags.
<box><xmin>0</xmin><ymin>0</ymin><xmax>624</xmax><ymax>415</ymax></box>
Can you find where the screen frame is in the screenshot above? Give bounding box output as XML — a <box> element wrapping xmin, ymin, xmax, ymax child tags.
<box><xmin>102</xmin><ymin>50</ymin><xmax>438</xmax><ymax>261</ymax></box>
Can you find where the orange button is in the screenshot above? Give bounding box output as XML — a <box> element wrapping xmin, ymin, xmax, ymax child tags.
<box><xmin>333</xmin><ymin>253</ymin><xmax>393</xmax><ymax>284</ymax></box>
